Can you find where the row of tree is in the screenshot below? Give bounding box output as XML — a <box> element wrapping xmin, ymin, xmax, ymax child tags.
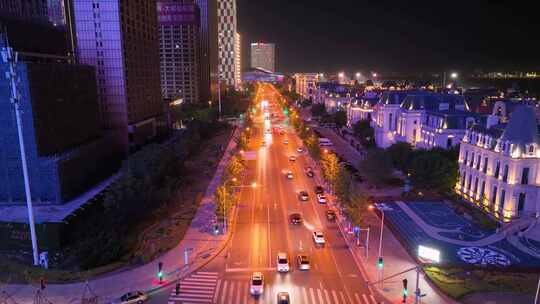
<box><xmin>64</xmin><ymin>120</ymin><xmax>229</xmax><ymax>269</ymax></box>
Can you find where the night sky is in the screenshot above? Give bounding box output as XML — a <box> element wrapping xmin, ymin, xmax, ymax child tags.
<box><xmin>237</xmin><ymin>0</ymin><xmax>540</xmax><ymax>73</ymax></box>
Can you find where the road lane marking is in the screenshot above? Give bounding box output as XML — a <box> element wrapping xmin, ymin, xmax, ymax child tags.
<box><xmin>369</xmin><ymin>294</ymin><xmax>377</xmax><ymax>304</ymax></box>
<box><xmin>228</xmin><ymin>281</ymin><xmax>236</xmax><ymax>304</ymax></box>
<box><xmin>242</xmin><ymin>282</ymin><xmax>248</xmax><ymax>304</ymax></box>
<box><xmin>362</xmin><ymin>294</ymin><xmax>369</xmax><ymax>304</ymax></box>
<box><xmin>224</xmin><ymin>267</ymin><xmax>274</xmax><ymax>272</ymax></box>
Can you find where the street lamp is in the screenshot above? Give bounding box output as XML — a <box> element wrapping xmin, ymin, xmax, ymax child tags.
<box><xmin>338</xmin><ymin>72</ymin><xmax>345</xmax><ymax>78</ymax></box>
<box><xmin>369</xmin><ymin>204</ymin><xmax>385</xmax><ymax>287</ymax></box>
<box><xmin>355</xmin><ymin>72</ymin><xmax>362</xmax><ymax>78</ymax></box>
<box><xmin>450</xmin><ymin>72</ymin><xmax>458</xmax><ymax>79</ymax></box>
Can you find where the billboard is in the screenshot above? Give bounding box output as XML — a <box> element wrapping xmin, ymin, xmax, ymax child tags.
<box><xmin>157</xmin><ymin>2</ymin><xmax>200</xmax><ymax>26</ymax></box>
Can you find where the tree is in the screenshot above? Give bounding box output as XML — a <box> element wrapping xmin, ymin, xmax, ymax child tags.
<box><xmin>352</xmin><ymin>120</ymin><xmax>375</xmax><ymax>148</ymax></box>
<box><xmin>342</xmin><ymin>193</ymin><xmax>370</xmax><ymax>226</ymax></box>
<box><xmin>304</xmin><ymin>134</ymin><xmax>321</xmax><ymax>160</ymax></box>
<box><xmin>359</xmin><ymin>148</ymin><xmax>393</xmax><ymax>186</ymax></box>
<box><xmin>321</xmin><ymin>152</ymin><xmax>340</xmax><ymax>189</ymax></box>
<box><xmin>409</xmin><ymin>151</ymin><xmax>458</xmax><ymax>193</ymax></box>
<box><xmin>215</xmin><ymin>185</ymin><xmax>232</xmax><ymax>219</ymax></box>
<box><xmin>334</xmin><ymin>110</ymin><xmax>347</xmax><ymax>128</ymax></box>
<box><xmin>386</xmin><ymin>142</ymin><xmax>414</xmax><ymax>172</ymax></box>
<box><xmin>311</xmin><ymin>104</ymin><xmax>327</xmax><ymax>117</ymax></box>
<box><xmin>335</xmin><ymin>167</ymin><xmax>353</xmax><ymax>203</ymax></box>
<box><xmin>225</xmin><ymin>155</ymin><xmax>244</xmax><ymax>182</ymax></box>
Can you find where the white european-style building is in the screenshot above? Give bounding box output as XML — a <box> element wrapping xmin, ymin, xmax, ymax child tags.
<box><xmin>456</xmin><ymin>106</ymin><xmax>540</xmax><ymax>222</ymax></box>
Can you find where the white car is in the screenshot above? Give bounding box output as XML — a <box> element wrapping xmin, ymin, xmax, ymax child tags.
<box><xmin>289</xmin><ymin>155</ymin><xmax>296</xmax><ymax>161</ymax></box>
<box><xmin>297</xmin><ymin>147</ymin><xmax>304</xmax><ymax>153</ymax></box>
<box><xmin>283</xmin><ymin>140</ymin><xmax>289</xmax><ymax>145</ymax></box>
<box><xmin>317</xmin><ymin>194</ymin><xmax>327</xmax><ymax>204</ymax></box>
<box><xmin>250</xmin><ymin>272</ymin><xmax>264</xmax><ymax>295</ymax></box>
<box><xmin>286</xmin><ymin>171</ymin><xmax>293</xmax><ymax>179</ymax></box>
<box><xmin>113</xmin><ymin>291</ymin><xmax>148</xmax><ymax>304</ymax></box>
<box><xmin>277</xmin><ymin>252</ymin><xmax>290</xmax><ymax>272</ymax></box>
<box><xmin>313</xmin><ymin>231</ymin><xmax>326</xmax><ymax>246</ymax></box>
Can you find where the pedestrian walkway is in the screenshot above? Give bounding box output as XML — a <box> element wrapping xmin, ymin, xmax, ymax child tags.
<box><xmin>172</xmin><ymin>277</ymin><xmax>379</xmax><ymax>304</ymax></box>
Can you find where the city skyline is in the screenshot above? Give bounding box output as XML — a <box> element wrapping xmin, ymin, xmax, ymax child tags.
<box><xmin>237</xmin><ymin>0</ymin><xmax>540</xmax><ymax>73</ymax></box>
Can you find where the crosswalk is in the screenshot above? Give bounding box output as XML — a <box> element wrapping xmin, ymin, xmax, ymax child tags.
<box><xmin>169</xmin><ymin>271</ymin><xmax>219</xmax><ymax>304</ymax></box>
<box><xmin>168</xmin><ymin>272</ymin><xmax>380</xmax><ymax>304</ymax></box>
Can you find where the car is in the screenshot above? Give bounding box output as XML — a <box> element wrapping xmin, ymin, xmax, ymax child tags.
<box><xmin>286</xmin><ymin>171</ymin><xmax>294</xmax><ymax>179</ymax></box>
<box><xmin>326</xmin><ymin>210</ymin><xmax>337</xmax><ymax>221</ymax></box>
<box><xmin>306</xmin><ymin>170</ymin><xmax>314</xmax><ymax>178</ymax></box>
<box><xmin>313</xmin><ymin>231</ymin><xmax>326</xmax><ymax>245</ymax></box>
<box><xmin>262</xmin><ymin>141</ymin><xmax>266</xmax><ymax>147</ymax></box>
<box><xmin>298</xmin><ymin>191</ymin><xmax>309</xmax><ymax>201</ymax></box>
<box><xmin>250</xmin><ymin>272</ymin><xmax>264</xmax><ymax>295</ymax></box>
<box><xmin>314</xmin><ymin>186</ymin><xmax>324</xmax><ymax>195</ymax></box>
<box><xmin>289</xmin><ymin>155</ymin><xmax>296</xmax><ymax>161</ymax></box>
<box><xmin>276</xmin><ymin>252</ymin><xmax>290</xmax><ymax>272</ymax></box>
<box><xmin>277</xmin><ymin>292</ymin><xmax>291</xmax><ymax>304</ymax></box>
<box><xmin>113</xmin><ymin>291</ymin><xmax>148</xmax><ymax>304</ymax></box>
<box><xmin>297</xmin><ymin>147</ymin><xmax>304</xmax><ymax>153</ymax></box>
<box><xmin>297</xmin><ymin>254</ymin><xmax>311</xmax><ymax>270</ymax></box>
<box><xmin>317</xmin><ymin>194</ymin><xmax>327</xmax><ymax>204</ymax></box>
<box><xmin>289</xmin><ymin>213</ymin><xmax>303</xmax><ymax>225</ymax></box>
<box><xmin>283</xmin><ymin>139</ymin><xmax>289</xmax><ymax>145</ymax></box>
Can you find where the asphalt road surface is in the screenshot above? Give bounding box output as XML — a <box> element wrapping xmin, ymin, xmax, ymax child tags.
<box><xmin>149</xmin><ymin>84</ymin><xmax>380</xmax><ymax>304</ymax></box>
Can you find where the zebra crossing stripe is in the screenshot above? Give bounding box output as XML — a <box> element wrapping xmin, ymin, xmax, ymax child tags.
<box><xmin>317</xmin><ymin>288</ymin><xmax>324</xmax><ymax>303</ymax></box>
<box><xmin>302</xmin><ymin>286</ymin><xmax>309</xmax><ymax>303</ymax></box>
<box><xmin>339</xmin><ymin>291</ymin><xmax>347</xmax><ymax>304</ymax></box>
<box><xmin>228</xmin><ymin>281</ymin><xmax>235</xmax><ymax>304</ymax></box>
<box><xmin>332</xmin><ymin>290</ymin><xmax>340</xmax><ymax>304</ymax></box>
<box><xmin>324</xmin><ymin>289</ymin><xmax>332</xmax><ymax>303</ymax></box>
<box><xmin>362</xmin><ymin>294</ymin><xmax>369</xmax><ymax>303</ymax></box>
<box><xmin>369</xmin><ymin>294</ymin><xmax>377</xmax><ymax>304</ymax></box>
<box><xmin>309</xmin><ymin>288</ymin><xmax>316</xmax><ymax>303</ymax></box>
<box><xmin>212</xmin><ymin>279</ymin><xmax>222</xmax><ymax>303</ymax></box>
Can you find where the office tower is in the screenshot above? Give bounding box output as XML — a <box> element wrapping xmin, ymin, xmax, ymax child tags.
<box><xmin>0</xmin><ymin>0</ymin><xmax>65</xmax><ymax>26</ymax></box>
<box><xmin>72</xmin><ymin>0</ymin><xmax>163</xmax><ymax>150</ymax></box>
<box><xmin>217</xmin><ymin>0</ymin><xmax>239</xmax><ymax>88</ymax></box>
<box><xmin>251</xmin><ymin>42</ymin><xmax>275</xmax><ymax>72</ymax></box>
<box><xmin>234</xmin><ymin>31</ymin><xmax>241</xmax><ymax>88</ymax></box>
<box><xmin>1</xmin><ymin>36</ymin><xmax>120</xmax><ymax>205</ymax></box>
<box><xmin>158</xmin><ymin>1</ymin><xmax>200</xmax><ymax>104</ymax></box>
<box><xmin>195</xmin><ymin>0</ymin><xmax>218</xmax><ymax>103</ymax></box>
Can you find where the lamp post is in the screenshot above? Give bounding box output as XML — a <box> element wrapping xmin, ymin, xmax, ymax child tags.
<box><xmin>2</xmin><ymin>40</ymin><xmax>39</xmax><ymax>265</ymax></box>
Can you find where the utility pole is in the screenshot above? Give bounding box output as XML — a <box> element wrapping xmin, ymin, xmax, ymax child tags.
<box><xmin>1</xmin><ymin>37</ymin><xmax>39</xmax><ymax>266</ymax></box>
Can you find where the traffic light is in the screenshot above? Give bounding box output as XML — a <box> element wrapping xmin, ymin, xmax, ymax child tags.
<box><xmin>158</xmin><ymin>262</ymin><xmax>164</xmax><ymax>283</ymax></box>
<box><xmin>377</xmin><ymin>257</ymin><xmax>384</xmax><ymax>269</ymax></box>
<box><xmin>402</xmin><ymin>278</ymin><xmax>408</xmax><ymax>302</ymax></box>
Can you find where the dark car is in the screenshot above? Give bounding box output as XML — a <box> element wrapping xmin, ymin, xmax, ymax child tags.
<box><xmin>289</xmin><ymin>213</ymin><xmax>303</xmax><ymax>225</ymax></box>
<box><xmin>314</xmin><ymin>186</ymin><xmax>324</xmax><ymax>195</ymax></box>
<box><xmin>326</xmin><ymin>210</ymin><xmax>336</xmax><ymax>221</ymax></box>
<box><xmin>298</xmin><ymin>191</ymin><xmax>309</xmax><ymax>201</ymax></box>
<box><xmin>277</xmin><ymin>292</ymin><xmax>290</xmax><ymax>304</ymax></box>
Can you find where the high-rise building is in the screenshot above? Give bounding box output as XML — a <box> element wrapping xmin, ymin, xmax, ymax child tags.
<box><xmin>157</xmin><ymin>1</ymin><xmax>200</xmax><ymax>105</ymax></box>
<box><xmin>234</xmin><ymin>31</ymin><xmax>241</xmax><ymax>88</ymax></box>
<box><xmin>0</xmin><ymin>0</ymin><xmax>65</xmax><ymax>26</ymax></box>
<box><xmin>195</xmin><ymin>0</ymin><xmax>218</xmax><ymax>103</ymax></box>
<box><xmin>1</xmin><ymin>37</ymin><xmax>121</xmax><ymax>205</ymax></box>
<box><xmin>72</xmin><ymin>0</ymin><xmax>163</xmax><ymax>151</ymax></box>
<box><xmin>251</xmin><ymin>42</ymin><xmax>275</xmax><ymax>72</ymax></box>
<box><xmin>217</xmin><ymin>0</ymin><xmax>239</xmax><ymax>88</ymax></box>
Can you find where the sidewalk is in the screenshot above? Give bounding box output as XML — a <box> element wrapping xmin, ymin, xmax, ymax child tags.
<box><xmin>2</xmin><ymin>129</ymin><xmax>241</xmax><ymax>304</ymax></box>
